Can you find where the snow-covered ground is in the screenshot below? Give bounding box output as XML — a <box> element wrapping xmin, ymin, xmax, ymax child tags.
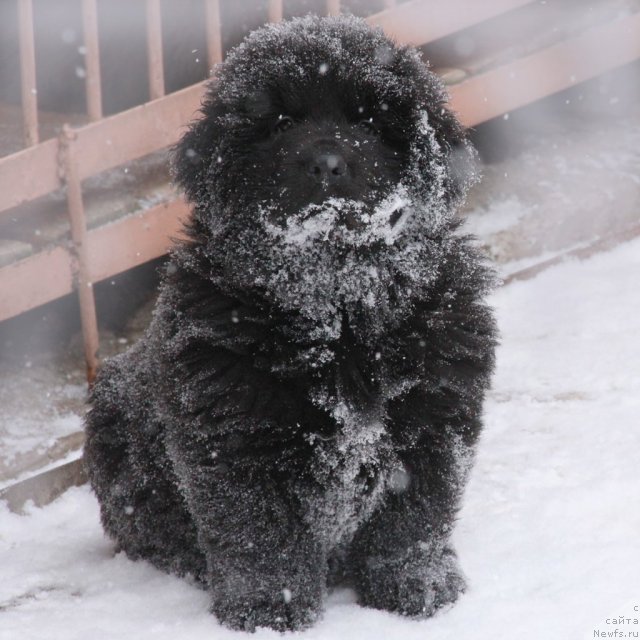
<box><xmin>2</xmin><ymin>233</ymin><xmax>639</xmax><ymax>640</ymax></box>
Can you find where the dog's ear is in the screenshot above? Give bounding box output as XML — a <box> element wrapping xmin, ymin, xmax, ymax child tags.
<box><xmin>390</xmin><ymin>48</ymin><xmax>479</xmax><ymax>205</ymax></box>
<box><xmin>172</xmin><ymin>89</ymin><xmax>225</xmax><ymax>206</ymax></box>
<box><xmin>429</xmin><ymin>101</ymin><xmax>479</xmax><ymax>204</ymax></box>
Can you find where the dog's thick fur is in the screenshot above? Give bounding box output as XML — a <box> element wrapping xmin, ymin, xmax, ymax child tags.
<box><xmin>85</xmin><ymin>16</ymin><xmax>497</xmax><ymax>632</ymax></box>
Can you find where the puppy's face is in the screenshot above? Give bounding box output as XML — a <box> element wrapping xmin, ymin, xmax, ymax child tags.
<box><xmin>173</xmin><ymin>17</ymin><xmax>477</xmax><ymax>330</ymax></box>
<box><xmin>175</xmin><ymin>17</ymin><xmax>473</xmax><ymax>228</ymax></box>
<box><xmin>232</xmin><ymin>77</ymin><xmax>410</xmax><ymax>228</ymax></box>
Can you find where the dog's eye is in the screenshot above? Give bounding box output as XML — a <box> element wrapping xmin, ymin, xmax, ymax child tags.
<box><xmin>274</xmin><ymin>116</ymin><xmax>294</xmax><ymax>134</ymax></box>
<box><xmin>359</xmin><ymin>119</ymin><xmax>379</xmax><ymax>136</ymax></box>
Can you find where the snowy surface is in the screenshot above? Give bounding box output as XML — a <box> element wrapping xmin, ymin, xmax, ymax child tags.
<box><xmin>462</xmin><ymin>110</ymin><xmax>640</xmax><ymax>271</ymax></box>
<box><xmin>0</xmin><ymin>365</ymin><xmax>84</xmax><ymax>485</ymax></box>
<box><xmin>2</xmin><ymin>235</ymin><xmax>640</xmax><ymax>639</ymax></box>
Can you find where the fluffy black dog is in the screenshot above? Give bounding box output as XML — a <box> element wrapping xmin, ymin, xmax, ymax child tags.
<box><xmin>85</xmin><ymin>15</ymin><xmax>497</xmax><ymax>632</ymax></box>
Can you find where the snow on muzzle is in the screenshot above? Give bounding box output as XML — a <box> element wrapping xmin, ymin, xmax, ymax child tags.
<box><xmin>261</xmin><ymin>186</ymin><xmax>412</xmax><ymax>248</ymax></box>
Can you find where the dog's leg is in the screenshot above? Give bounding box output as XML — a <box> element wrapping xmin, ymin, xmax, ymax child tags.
<box><xmin>349</xmin><ymin>385</ymin><xmax>481</xmax><ymax>617</ymax></box>
<box><xmin>166</xmin><ymin>437</ymin><xmax>327</xmax><ymax>632</ymax></box>
<box><xmin>85</xmin><ymin>353</ymin><xmax>206</xmax><ymax>580</ymax></box>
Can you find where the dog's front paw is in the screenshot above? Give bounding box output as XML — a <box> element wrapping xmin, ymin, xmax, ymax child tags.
<box><xmin>356</xmin><ymin>544</ymin><xmax>466</xmax><ymax>618</ymax></box>
<box><xmin>212</xmin><ymin>587</ymin><xmax>323</xmax><ymax>632</ymax></box>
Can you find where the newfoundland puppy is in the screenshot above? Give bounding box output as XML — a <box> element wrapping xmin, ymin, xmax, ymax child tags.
<box><xmin>85</xmin><ymin>15</ymin><xmax>497</xmax><ymax>632</ymax></box>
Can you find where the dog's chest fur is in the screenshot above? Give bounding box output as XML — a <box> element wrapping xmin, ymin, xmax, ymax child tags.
<box><xmin>266</xmin><ymin>316</ymin><xmax>412</xmax><ymax>549</ymax></box>
<box><xmin>302</xmin><ymin>397</ymin><xmax>398</xmax><ymax>549</ymax></box>
<box><xmin>161</xmin><ymin>263</ymin><xmax>428</xmax><ymax>548</ymax></box>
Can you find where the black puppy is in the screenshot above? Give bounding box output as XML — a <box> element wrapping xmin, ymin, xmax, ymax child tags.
<box><xmin>85</xmin><ymin>16</ymin><xmax>497</xmax><ymax>632</ymax></box>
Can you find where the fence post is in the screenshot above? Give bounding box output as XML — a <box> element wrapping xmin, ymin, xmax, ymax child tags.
<box><xmin>326</xmin><ymin>0</ymin><xmax>340</xmax><ymax>16</ymax></box>
<box><xmin>17</xmin><ymin>0</ymin><xmax>38</xmax><ymax>146</ymax></box>
<box><xmin>146</xmin><ymin>0</ymin><xmax>165</xmax><ymax>100</ymax></box>
<box><xmin>59</xmin><ymin>125</ymin><xmax>100</xmax><ymax>385</ymax></box>
<box><xmin>81</xmin><ymin>0</ymin><xmax>103</xmax><ymax>121</ymax></box>
<box><xmin>204</xmin><ymin>0</ymin><xmax>223</xmax><ymax>72</ymax></box>
<box><xmin>268</xmin><ymin>0</ymin><xmax>283</xmax><ymax>23</ymax></box>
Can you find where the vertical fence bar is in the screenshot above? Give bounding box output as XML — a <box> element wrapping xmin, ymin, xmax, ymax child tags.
<box><xmin>81</xmin><ymin>0</ymin><xmax>103</xmax><ymax>120</ymax></box>
<box><xmin>60</xmin><ymin>125</ymin><xmax>100</xmax><ymax>385</ymax></box>
<box><xmin>146</xmin><ymin>0</ymin><xmax>165</xmax><ymax>100</ymax></box>
<box><xmin>268</xmin><ymin>0</ymin><xmax>283</xmax><ymax>23</ymax></box>
<box><xmin>17</xmin><ymin>0</ymin><xmax>38</xmax><ymax>146</ymax></box>
<box><xmin>204</xmin><ymin>0</ymin><xmax>223</xmax><ymax>71</ymax></box>
<box><xmin>326</xmin><ymin>0</ymin><xmax>340</xmax><ymax>16</ymax></box>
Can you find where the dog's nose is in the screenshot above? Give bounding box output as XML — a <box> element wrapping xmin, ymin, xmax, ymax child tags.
<box><xmin>307</xmin><ymin>152</ymin><xmax>348</xmax><ymax>184</ymax></box>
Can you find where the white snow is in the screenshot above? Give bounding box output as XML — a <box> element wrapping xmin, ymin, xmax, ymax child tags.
<box><xmin>2</xmin><ymin>234</ymin><xmax>640</xmax><ymax>639</ymax></box>
<box><xmin>0</xmin><ymin>363</ymin><xmax>85</xmax><ymax>485</ymax></box>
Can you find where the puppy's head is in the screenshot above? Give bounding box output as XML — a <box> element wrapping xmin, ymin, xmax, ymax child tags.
<box><xmin>175</xmin><ymin>15</ymin><xmax>474</xmax><ymax>225</ymax></box>
<box><xmin>173</xmin><ymin>16</ymin><xmax>478</xmax><ymax>332</ymax></box>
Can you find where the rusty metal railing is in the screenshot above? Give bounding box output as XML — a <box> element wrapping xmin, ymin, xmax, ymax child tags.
<box><xmin>2</xmin><ymin>0</ymin><xmax>358</xmax><ymax>382</ymax></box>
<box><xmin>1</xmin><ymin>0</ymin><xmax>640</xmax><ymax>384</ymax></box>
